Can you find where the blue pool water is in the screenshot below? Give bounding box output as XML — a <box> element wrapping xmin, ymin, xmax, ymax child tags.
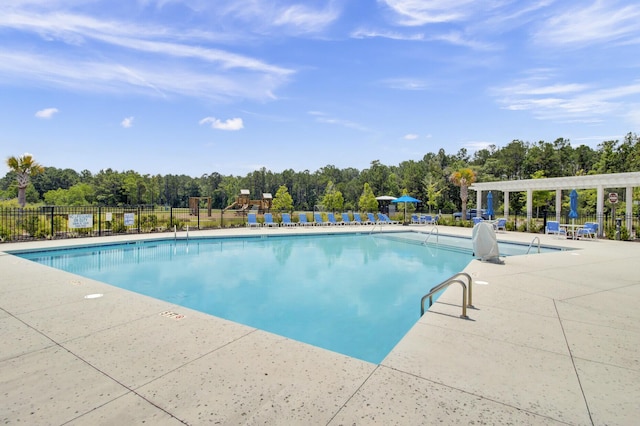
<box><xmin>13</xmin><ymin>232</ymin><xmax>557</xmax><ymax>363</ymax></box>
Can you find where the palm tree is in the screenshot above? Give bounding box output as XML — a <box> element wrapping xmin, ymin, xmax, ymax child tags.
<box><xmin>449</xmin><ymin>168</ymin><xmax>477</xmax><ymax>221</ymax></box>
<box><xmin>6</xmin><ymin>154</ymin><xmax>44</xmax><ymax>208</ymax></box>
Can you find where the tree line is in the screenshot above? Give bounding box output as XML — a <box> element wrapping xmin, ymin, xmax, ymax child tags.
<box><xmin>2</xmin><ymin>133</ymin><xmax>639</xmax><ymax>213</ymax></box>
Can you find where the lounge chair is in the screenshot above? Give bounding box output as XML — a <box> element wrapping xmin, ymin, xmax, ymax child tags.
<box><xmin>545</xmin><ymin>221</ymin><xmax>566</xmax><ymax>238</ymax></box>
<box><xmin>367</xmin><ymin>213</ymin><xmax>379</xmax><ymax>224</ymax></box>
<box><xmin>314</xmin><ymin>212</ymin><xmax>330</xmax><ymax>226</ymax></box>
<box><xmin>342</xmin><ymin>213</ymin><xmax>357</xmax><ymax>225</ymax></box>
<box><xmin>378</xmin><ymin>213</ymin><xmax>399</xmax><ymax>224</ymax></box>
<box><xmin>327</xmin><ymin>212</ymin><xmax>342</xmax><ymax>225</ymax></box>
<box><xmin>430</xmin><ymin>214</ymin><xmax>440</xmax><ymax>225</ymax></box>
<box><xmin>247</xmin><ymin>213</ymin><xmax>260</xmax><ymax>228</ymax></box>
<box><xmin>576</xmin><ymin>222</ymin><xmax>598</xmax><ymax>239</ymax></box>
<box><xmin>493</xmin><ymin>218</ymin><xmax>507</xmax><ymax>232</ymax></box>
<box><xmin>298</xmin><ymin>213</ymin><xmax>312</xmax><ymax>226</ymax></box>
<box><xmin>411</xmin><ymin>214</ymin><xmax>422</xmax><ymax>224</ymax></box>
<box><xmin>421</xmin><ymin>214</ymin><xmax>432</xmax><ymax>224</ymax></box>
<box><xmin>263</xmin><ymin>213</ymin><xmax>278</xmax><ymax>227</ymax></box>
<box><xmin>353</xmin><ymin>213</ymin><xmax>371</xmax><ymax>225</ymax></box>
<box><xmin>281</xmin><ymin>213</ymin><xmax>295</xmax><ymax>227</ymax></box>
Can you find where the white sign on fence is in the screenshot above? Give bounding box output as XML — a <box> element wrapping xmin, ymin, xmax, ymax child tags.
<box><xmin>105</xmin><ymin>212</ymin><xmax>112</xmax><ymax>221</ymax></box>
<box><xmin>124</xmin><ymin>213</ymin><xmax>135</xmax><ymax>226</ymax></box>
<box><xmin>68</xmin><ymin>214</ymin><xmax>93</xmax><ymax>229</ymax></box>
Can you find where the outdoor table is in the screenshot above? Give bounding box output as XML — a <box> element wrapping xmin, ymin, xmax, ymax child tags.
<box><xmin>560</xmin><ymin>223</ymin><xmax>582</xmax><ymax>239</ymax></box>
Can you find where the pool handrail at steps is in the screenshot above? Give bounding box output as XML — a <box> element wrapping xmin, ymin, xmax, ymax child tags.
<box><xmin>420</xmin><ymin>272</ymin><xmax>473</xmax><ymax>319</ymax></box>
<box><xmin>526</xmin><ymin>236</ymin><xmax>541</xmax><ymax>254</ymax></box>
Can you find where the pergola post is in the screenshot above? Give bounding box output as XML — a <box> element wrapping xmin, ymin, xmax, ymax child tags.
<box><xmin>597</xmin><ymin>185</ymin><xmax>604</xmax><ymax>237</ymax></box>
<box><xmin>626</xmin><ymin>186</ymin><xmax>634</xmax><ymax>234</ymax></box>
<box><xmin>476</xmin><ymin>190</ymin><xmax>482</xmax><ymax>217</ymax></box>
<box><xmin>555</xmin><ymin>189</ymin><xmax>562</xmax><ymax>223</ymax></box>
<box><xmin>526</xmin><ymin>189</ymin><xmax>533</xmax><ymax>231</ymax></box>
<box><xmin>504</xmin><ymin>191</ymin><xmax>510</xmax><ymax>218</ymax></box>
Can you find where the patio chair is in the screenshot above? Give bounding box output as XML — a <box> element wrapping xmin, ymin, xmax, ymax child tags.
<box><xmin>263</xmin><ymin>213</ymin><xmax>278</xmax><ymax>227</ymax></box>
<box><xmin>247</xmin><ymin>213</ymin><xmax>260</xmax><ymax>228</ymax></box>
<box><xmin>327</xmin><ymin>212</ymin><xmax>342</xmax><ymax>225</ymax></box>
<box><xmin>298</xmin><ymin>213</ymin><xmax>312</xmax><ymax>226</ymax></box>
<box><xmin>281</xmin><ymin>213</ymin><xmax>296</xmax><ymax>227</ymax></box>
<box><xmin>314</xmin><ymin>212</ymin><xmax>330</xmax><ymax>226</ymax></box>
<box><xmin>545</xmin><ymin>221</ymin><xmax>566</xmax><ymax>238</ymax></box>
<box><xmin>411</xmin><ymin>214</ymin><xmax>421</xmax><ymax>224</ymax></box>
<box><xmin>494</xmin><ymin>218</ymin><xmax>507</xmax><ymax>232</ymax></box>
<box><xmin>472</xmin><ymin>217</ymin><xmax>484</xmax><ymax>225</ymax></box>
<box><xmin>342</xmin><ymin>213</ymin><xmax>357</xmax><ymax>225</ymax></box>
<box><xmin>576</xmin><ymin>222</ymin><xmax>598</xmax><ymax>239</ymax></box>
<box><xmin>353</xmin><ymin>213</ymin><xmax>372</xmax><ymax>225</ymax></box>
<box><xmin>421</xmin><ymin>214</ymin><xmax>432</xmax><ymax>224</ymax></box>
<box><xmin>378</xmin><ymin>213</ymin><xmax>399</xmax><ymax>224</ymax></box>
<box><xmin>367</xmin><ymin>212</ymin><xmax>379</xmax><ymax>224</ymax></box>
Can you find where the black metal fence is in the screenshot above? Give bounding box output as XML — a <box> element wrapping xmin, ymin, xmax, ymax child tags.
<box><xmin>1</xmin><ymin>205</ymin><xmax>638</xmax><ymax>243</ymax></box>
<box><xmin>0</xmin><ymin>205</ymin><xmax>251</xmax><ymax>243</ymax></box>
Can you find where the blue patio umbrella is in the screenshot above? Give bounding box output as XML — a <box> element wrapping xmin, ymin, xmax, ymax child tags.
<box><xmin>486</xmin><ymin>191</ymin><xmax>494</xmax><ymax>220</ymax></box>
<box><xmin>392</xmin><ymin>195</ymin><xmax>421</xmax><ymax>223</ymax></box>
<box><xmin>569</xmin><ymin>189</ymin><xmax>579</xmax><ymax>221</ymax></box>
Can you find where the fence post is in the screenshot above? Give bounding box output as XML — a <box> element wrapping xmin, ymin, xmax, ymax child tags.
<box><xmin>98</xmin><ymin>206</ymin><xmax>102</xmax><ymax>236</ymax></box>
<box><xmin>137</xmin><ymin>206</ymin><xmax>141</xmax><ymax>233</ymax></box>
<box><xmin>170</xmin><ymin>207</ymin><xmax>173</xmax><ymax>229</ymax></box>
<box><xmin>197</xmin><ymin>203</ymin><xmax>201</xmax><ymax>230</ymax></box>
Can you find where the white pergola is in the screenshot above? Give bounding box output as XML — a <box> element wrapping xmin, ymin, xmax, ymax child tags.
<box><xmin>469</xmin><ymin>172</ymin><xmax>640</xmax><ymax>235</ymax></box>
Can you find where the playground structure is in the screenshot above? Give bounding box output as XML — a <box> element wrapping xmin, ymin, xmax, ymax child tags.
<box><xmin>189</xmin><ymin>197</ymin><xmax>212</xmax><ymax>216</ymax></box>
<box><xmin>225</xmin><ymin>190</ymin><xmax>272</xmax><ymax>213</ymax></box>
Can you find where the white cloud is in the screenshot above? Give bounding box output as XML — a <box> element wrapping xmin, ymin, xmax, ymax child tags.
<box><xmin>403</xmin><ymin>134</ymin><xmax>419</xmax><ymax>140</ymax></box>
<box><xmin>121</xmin><ymin>116</ymin><xmax>134</xmax><ymax>128</ymax></box>
<box><xmin>35</xmin><ymin>107</ymin><xmax>59</xmax><ymax>119</ymax></box>
<box><xmin>309</xmin><ymin>111</ymin><xmax>369</xmax><ymax>132</ymax></box>
<box><xmin>380</xmin><ymin>78</ymin><xmax>428</xmax><ymax>91</ymax></box>
<box><xmin>380</xmin><ymin>0</ymin><xmax>476</xmax><ymax>25</ymax></box>
<box><xmin>535</xmin><ymin>0</ymin><xmax>640</xmax><ymax>46</ymax></box>
<box><xmin>199</xmin><ymin>117</ymin><xmax>244</xmax><ymax>131</ymax></box>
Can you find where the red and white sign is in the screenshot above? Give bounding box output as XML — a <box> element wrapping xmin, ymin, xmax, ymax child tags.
<box><xmin>608</xmin><ymin>193</ymin><xmax>619</xmax><ymax>203</ymax></box>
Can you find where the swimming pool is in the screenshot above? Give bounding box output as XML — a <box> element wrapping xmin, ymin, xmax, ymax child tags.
<box><xmin>12</xmin><ymin>232</ymin><xmax>558</xmax><ymax>363</ymax></box>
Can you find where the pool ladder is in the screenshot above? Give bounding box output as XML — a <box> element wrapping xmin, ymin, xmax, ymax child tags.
<box><xmin>526</xmin><ymin>236</ymin><xmax>540</xmax><ymax>254</ymax></box>
<box><xmin>420</xmin><ymin>272</ymin><xmax>474</xmax><ymax>319</ymax></box>
<box><xmin>421</xmin><ymin>226</ymin><xmax>439</xmax><ymax>245</ymax></box>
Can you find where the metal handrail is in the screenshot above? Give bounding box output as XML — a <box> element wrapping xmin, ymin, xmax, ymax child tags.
<box><xmin>420</xmin><ymin>272</ymin><xmax>474</xmax><ymax>318</ymax></box>
<box><xmin>526</xmin><ymin>236</ymin><xmax>540</xmax><ymax>254</ymax></box>
<box><xmin>369</xmin><ymin>223</ymin><xmax>384</xmax><ymax>234</ymax></box>
<box><xmin>422</xmin><ymin>226</ymin><xmax>439</xmax><ymax>245</ymax></box>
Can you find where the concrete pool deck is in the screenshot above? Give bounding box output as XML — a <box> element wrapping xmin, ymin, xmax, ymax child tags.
<box><xmin>1</xmin><ymin>225</ymin><xmax>638</xmax><ymax>425</ymax></box>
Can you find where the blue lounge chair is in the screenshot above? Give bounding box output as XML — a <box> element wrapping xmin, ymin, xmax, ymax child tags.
<box><xmin>367</xmin><ymin>213</ymin><xmax>378</xmax><ymax>224</ymax></box>
<box><xmin>263</xmin><ymin>213</ymin><xmax>278</xmax><ymax>227</ymax></box>
<box><xmin>247</xmin><ymin>213</ymin><xmax>260</xmax><ymax>228</ymax></box>
<box><xmin>354</xmin><ymin>212</ymin><xmax>372</xmax><ymax>225</ymax></box>
<box><xmin>327</xmin><ymin>212</ymin><xmax>342</xmax><ymax>225</ymax></box>
<box><xmin>342</xmin><ymin>213</ymin><xmax>357</xmax><ymax>225</ymax></box>
<box><xmin>411</xmin><ymin>214</ymin><xmax>421</xmax><ymax>224</ymax></box>
<box><xmin>314</xmin><ymin>212</ymin><xmax>330</xmax><ymax>226</ymax></box>
<box><xmin>494</xmin><ymin>218</ymin><xmax>507</xmax><ymax>232</ymax></box>
<box><xmin>576</xmin><ymin>222</ymin><xmax>598</xmax><ymax>239</ymax></box>
<box><xmin>378</xmin><ymin>213</ymin><xmax>399</xmax><ymax>224</ymax></box>
<box><xmin>431</xmin><ymin>214</ymin><xmax>440</xmax><ymax>225</ymax></box>
<box><xmin>421</xmin><ymin>214</ymin><xmax>432</xmax><ymax>224</ymax></box>
<box><xmin>281</xmin><ymin>213</ymin><xmax>295</xmax><ymax>227</ymax></box>
<box><xmin>298</xmin><ymin>213</ymin><xmax>312</xmax><ymax>226</ymax></box>
<box><xmin>545</xmin><ymin>221</ymin><xmax>566</xmax><ymax>238</ymax></box>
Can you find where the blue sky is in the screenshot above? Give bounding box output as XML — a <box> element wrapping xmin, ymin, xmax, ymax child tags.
<box><xmin>2</xmin><ymin>0</ymin><xmax>640</xmax><ymax>177</ymax></box>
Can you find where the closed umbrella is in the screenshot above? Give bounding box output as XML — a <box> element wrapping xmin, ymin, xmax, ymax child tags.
<box><xmin>569</xmin><ymin>189</ymin><xmax>578</xmax><ymax>227</ymax></box>
<box><xmin>486</xmin><ymin>191</ymin><xmax>494</xmax><ymax>220</ymax></box>
<box><xmin>392</xmin><ymin>195</ymin><xmax>421</xmax><ymax>224</ymax></box>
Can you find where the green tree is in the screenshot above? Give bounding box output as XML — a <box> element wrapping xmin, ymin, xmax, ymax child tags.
<box><xmin>423</xmin><ymin>175</ymin><xmax>443</xmax><ymax>213</ymax></box>
<box><xmin>449</xmin><ymin>168</ymin><xmax>476</xmax><ymax>220</ymax></box>
<box><xmin>6</xmin><ymin>154</ymin><xmax>44</xmax><ymax>208</ymax></box>
<box><xmin>358</xmin><ymin>182</ymin><xmax>378</xmax><ymax>212</ymax></box>
<box><xmin>272</xmin><ymin>185</ymin><xmax>294</xmax><ymax>212</ymax></box>
<box><xmin>321</xmin><ymin>181</ymin><xmax>344</xmax><ymax>212</ymax></box>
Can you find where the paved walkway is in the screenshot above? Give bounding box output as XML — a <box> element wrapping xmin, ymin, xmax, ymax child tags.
<box><xmin>1</xmin><ymin>226</ymin><xmax>638</xmax><ymax>425</ymax></box>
